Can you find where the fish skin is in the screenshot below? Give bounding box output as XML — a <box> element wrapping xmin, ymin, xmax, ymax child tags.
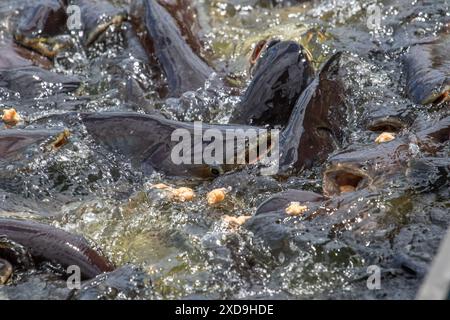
<box><xmin>322</xmin><ymin>116</ymin><xmax>450</xmax><ymax>197</ymax></box>
<box><xmin>0</xmin><ymin>41</ymin><xmax>53</xmax><ymax>70</ymax></box>
<box><xmin>0</xmin><ymin>129</ymin><xmax>66</xmax><ymax>160</ymax></box>
<box><xmin>14</xmin><ymin>0</ymin><xmax>68</xmax><ymax>39</ymax></box>
<box><xmin>156</xmin><ymin>0</ymin><xmax>204</xmax><ymax>56</ymax></box>
<box><xmin>0</xmin><ymin>218</ymin><xmax>114</xmax><ymax>280</ymax></box>
<box><xmin>81</xmin><ymin>112</ymin><xmax>257</xmax><ymax>179</ymax></box>
<box><xmin>278</xmin><ymin>52</ymin><xmax>347</xmax><ymax>174</ymax></box>
<box><xmin>0</xmin><ymin>66</ymin><xmax>80</xmax><ymax>99</ymax></box>
<box><xmin>255</xmin><ymin>189</ymin><xmax>325</xmax><ymax>215</ymax></box>
<box><xmin>230</xmin><ymin>40</ymin><xmax>315</xmax><ymax>127</ymax></box>
<box><xmin>81</xmin><ymin>50</ymin><xmax>345</xmax><ymax>181</ymax></box>
<box><xmin>73</xmin><ymin>0</ymin><xmax>127</xmax><ymax>47</ymax></box>
<box><xmin>136</xmin><ymin>0</ymin><xmax>213</xmax><ymax>97</ymax></box>
<box><xmin>12</xmin><ymin>0</ymin><xmax>68</xmax><ymax>58</ymax></box>
<box><xmin>403</xmin><ymin>36</ymin><xmax>450</xmax><ymax>105</ymax></box>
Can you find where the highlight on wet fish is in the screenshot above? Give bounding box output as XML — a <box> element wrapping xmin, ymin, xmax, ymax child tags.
<box><xmin>323</xmin><ymin>116</ymin><xmax>450</xmax><ymax>197</ymax></box>
<box><xmin>0</xmin><ymin>67</ymin><xmax>80</xmax><ymax>99</ymax></box>
<box><xmin>230</xmin><ymin>40</ymin><xmax>315</xmax><ymax>127</ymax></box>
<box><xmin>278</xmin><ymin>51</ymin><xmax>347</xmax><ymax>173</ymax></box>
<box><xmin>403</xmin><ymin>35</ymin><xmax>450</xmax><ymax>105</ymax></box>
<box><xmin>0</xmin><ymin>218</ymin><xmax>114</xmax><ymax>279</ymax></box>
<box><xmin>81</xmin><ymin>111</ymin><xmax>275</xmax><ymax>179</ymax></box>
<box><xmin>0</xmin><ymin>128</ymin><xmax>70</xmax><ymax>160</ymax></box>
<box><xmin>130</xmin><ymin>0</ymin><xmax>213</xmax><ymax>97</ymax></box>
<box><xmin>12</xmin><ymin>0</ymin><xmax>69</xmax><ymax>58</ymax></box>
<box><xmin>73</xmin><ymin>0</ymin><xmax>127</xmax><ymax>47</ymax></box>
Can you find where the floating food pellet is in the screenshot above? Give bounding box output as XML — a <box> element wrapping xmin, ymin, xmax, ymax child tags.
<box><xmin>151</xmin><ymin>183</ymin><xmax>171</xmax><ymax>190</ymax></box>
<box><xmin>150</xmin><ymin>183</ymin><xmax>195</xmax><ymax>202</ymax></box>
<box><xmin>223</xmin><ymin>215</ymin><xmax>251</xmax><ymax>227</ymax></box>
<box><xmin>375</xmin><ymin>132</ymin><xmax>395</xmax><ymax>144</ymax></box>
<box><xmin>171</xmin><ymin>187</ymin><xmax>195</xmax><ymax>202</ymax></box>
<box><xmin>235</xmin><ymin>215</ymin><xmax>251</xmax><ymax>225</ymax></box>
<box><xmin>339</xmin><ymin>185</ymin><xmax>356</xmax><ymax>193</ymax></box>
<box><xmin>1</xmin><ymin>108</ymin><xmax>21</xmax><ymax>127</ymax></box>
<box><xmin>285</xmin><ymin>202</ymin><xmax>308</xmax><ymax>216</ymax></box>
<box><xmin>49</xmin><ymin>129</ymin><xmax>70</xmax><ymax>149</ymax></box>
<box><xmin>207</xmin><ymin>188</ymin><xmax>227</xmax><ymax>205</ymax></box>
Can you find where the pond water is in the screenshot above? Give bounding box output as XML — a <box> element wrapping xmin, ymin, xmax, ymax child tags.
<box><xmin>0</xmin><ymin>0</ymin><xmax>448</xmax><ymax>299</ymax></box>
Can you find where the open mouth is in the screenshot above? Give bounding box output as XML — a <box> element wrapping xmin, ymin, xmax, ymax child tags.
<box><xmin>433</xmin><ymin>88</ymin><xmax>449</xmax><ymax>105</ymax></box>
<box><xmin>422</xmin><ymin>84</ymin><xmax>450</xmax><ymax>105</ymax></box>
<box><xmin>85</xmin><ymin>15</ymin><xmax>126</xmax><ymax>47</ymax></box>
<box><xmin>367</xmin><ymin>117</ymin><xmax>405</xmax><ymax>133</ymax></box>
<box><xmin>14</xmin><ymin>35</ymin><xmax>68</xmax><ymax>58</ymax></box>
<box><xmin>249</xmin><ymin>39</ymin><xmax>268</xmax><ymax>68</ymax></box>
<box><xmin>323</xmin><ymin>164</ymin><xmax>372</xmax><ymax>196</ymax></box>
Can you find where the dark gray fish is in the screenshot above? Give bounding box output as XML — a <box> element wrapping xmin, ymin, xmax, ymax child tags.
<box><xmin>15</xmin><ymin>0</ymin><xmax>68</xmax><ymax>38</ymax></box>
<box><xmin>416</xmin><ymin>115</ymin><xmax>450</xmax><ymax>143</ymax></box>
<box><xmin>246</xmin><ymin>187</ymin><xmax>442</xmax><ymax>286</ymax></box>
<box><xmin>82</xmin><ymin>112</ymin><xmax>261</xmax><ymax>179</ymax></box>
<box><xmin>323</xmin><ymin>116</ymin><xmax>450</xmax><ymax>197</ymax></box>
<box><xmin>365</xmin><ymin>115</ymin><xmax>408</xmax><ymax>133</ymax></box>
<box><xmin>13</xmin><ymin>0</ymin><xmax>68</xmax><ymax>58</ymax></box>
<box><xmin>403</xmin><ymin>35</ymin><xmax>450</xmax><ymax>105</ymax></box>
<box><xmin>0</xmin><ymin>218</ymin><xmax>114</xmax><ymax>279</ymax></box>
<box><xmin>255</xmin><ymin>189</ymin><xmax>325</xmax><ymax>215</ymax></box>
<box><xmin>245</xmin><ymin>189</ymin><xmax>329</xmax><ymax>258</ymax></box>
<box><xmin>81</xmin><ymin>51</ymin><xmax>346</xmax><ymax>180</ymax></box>
<box><xmin>359</xmin><ymin>99</ymin><xmax>415</xmax><ymax>134</ymax></box>
<box><xmin>156</xmin><ymin>0</ymin><xmax>204</xmax><ymax>56</ymax></box>
<box><xmin>278</xmin><ymin>52</ymin><xmax>347</xmax><ymax>174</ymax></box>
<box><xmin>68</xmin><ymin>265</ymin><xmax>152</xmax><ymax>300</ymax></box>
<box><xmin>0</xmin><ymin>41</ymin><xmax>53</xmax><ymax>70</ymax></box>
<box><xmin>246</xmin><ymin>117</ymin><xmax>450</xmax><ymax>259</ymax></box>
<box><xmin>131</xmin><ymin>0</ymin><xmax>213</xmax><ymax>97</ymax></box>
<box><xmin>406</xmin><ymin>157</ymin><xmax>449</xmax><ymax>193</ymax></box>
<box><xmin>244</xmin><ymin>188</ymin><xmax>364</xmax><ymax>259</ymax></box>
<box><xmin>230</xmin><ymin>40</ymin><xmax>314</xmax><ymax>127</ymax></box>
<box><xmin>0</xmin><ymin>66</ymin><xmax>80</xmax><ymax>99</ymax></box>
<box><xmin>0</xmin><ymin>128</ymin><xmax>68</xmax><ymax>160</ymax></box>
<box><xmin>73</xmin><ymin>0</ymin><xmax>127</xmax><ymax>47</ymax></box>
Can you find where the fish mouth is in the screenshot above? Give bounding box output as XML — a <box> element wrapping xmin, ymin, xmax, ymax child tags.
<box><xmin>249</xmin><ymin>39</ymin><xmax>269</xmax><ymax>71</ymax></box>
<box><xmin>85</xmin><ymin>14</ymin><xmax>127</xmax><ymax>47</ymax></box>
<box><xmin>323</xmin><ymin>163</ymin><xmax>372</xmax><ymax>196</ymax></box>
<box><xmin>367</xmin><ymin>117</ymin><xmax>405</xmax><ymax>133</ymax></box>
<box><xmin>0</xmin><ymin>258</ymin><xmax>13</xmax><ymax>285</ymax></box>
<box><xmin>432</xmin><ymin>86</ymin><xmax>449</xmax><ymax>105</ymax></box>
<box><xmin>14</xmin><ymin>34</ymin><xmax>69</xmax><ymax>58</ymax></box>
<box><xmin>422</xmin><ymin>85</ymin><xmax>450</xmax><ymax>105</ymax></box>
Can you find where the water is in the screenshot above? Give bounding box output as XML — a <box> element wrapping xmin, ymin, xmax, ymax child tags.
<box><xmin>0</xmin><ymin>0</ymin><xmax>449</xmax><ymax>299</ymax></box>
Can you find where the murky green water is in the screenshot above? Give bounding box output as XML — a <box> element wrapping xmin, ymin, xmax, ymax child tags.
<box><xmin>0</xmin><ymin>0</ymin><xmax>449</xmax><ymax>299</ymax></box>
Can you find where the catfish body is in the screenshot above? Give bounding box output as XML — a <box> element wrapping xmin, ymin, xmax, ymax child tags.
<box><xmin>0</xmin><ymin>218</ymin><xmax>114</xmax><ymax>279</ymax></box>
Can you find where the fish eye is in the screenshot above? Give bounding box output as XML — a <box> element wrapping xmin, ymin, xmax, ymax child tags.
<box><xmin>209</xmin><ymin>165</ymin><xmax>223</xmax><ymax>176</ymax></box>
